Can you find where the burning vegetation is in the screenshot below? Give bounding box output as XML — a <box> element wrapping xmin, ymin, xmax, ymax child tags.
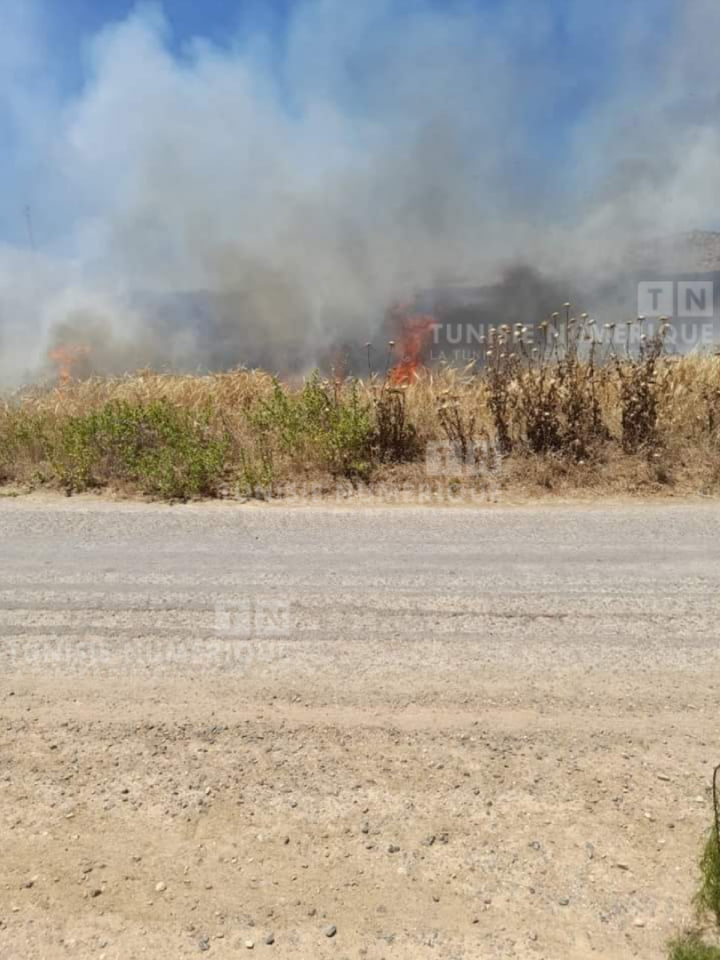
<box><xmin>2</xmin><ymin>310</ymin><xmax>720</xmax><ymax>501</ymax></box>
<box><xmin>388</xmin><ymin>304</ymin><xmax>437</xmax><ymax>385</ymax></box>
<box><xmin>48</xmin><ymin>344</ymin><xmax>91</xmax><ymax>385</ymax></box>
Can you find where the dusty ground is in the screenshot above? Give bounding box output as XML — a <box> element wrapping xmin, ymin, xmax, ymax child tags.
<box><xmin>1</xmin><ymin>496</ymin><xmax>719</xmax><ymax>959</ymax></box>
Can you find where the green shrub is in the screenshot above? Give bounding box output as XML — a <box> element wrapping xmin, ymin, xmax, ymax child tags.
<box><xmin>668</xmin><ymin>932</ymin><xmax>720</xmax><ymax>960</ymax></box>
<box><xmin>253</xmin><ymin>374</ymin><xmax>373</xmax><ymax>479</ymax></box>
<box><xmin>696</xmin><ymin>829</ymin><xmax>720</xmax><ymax>928</ymax></box>
<box><xmin>667</xmin><ymin>781</ymin><xmax>720</xmax><ymax>959</ymax></box>
<box><xmin>236</xmin><ymin>443</ymin><xmax>275</xmax><ymax>498</ymax></box>
<box><xmin>54</xmin><ymin>399</ymin><xmax>228</xmax><ymax>498</ymax></box>
<box><xmin>0</xmin><ymin>410</ymin><xmax>55</xmax><ymax>482</ymax></box>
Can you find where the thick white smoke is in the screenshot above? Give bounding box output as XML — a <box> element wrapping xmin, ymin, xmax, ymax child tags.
<box><xmin>0</xmin><ymin>0</ymin><xmax>719</xmax><ymax>381</ymax></box>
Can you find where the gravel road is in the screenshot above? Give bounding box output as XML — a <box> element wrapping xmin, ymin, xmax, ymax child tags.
<box><xmin>1</xmin><ymin>497</ymin><xmax>719</xmax><ymax>959</ymax></box>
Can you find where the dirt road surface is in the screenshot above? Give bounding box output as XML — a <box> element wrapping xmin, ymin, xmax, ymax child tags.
<box><xmin>1</xmin><ymin>497</ymin><xmax>719</xmax><ymax>959</ymax></box>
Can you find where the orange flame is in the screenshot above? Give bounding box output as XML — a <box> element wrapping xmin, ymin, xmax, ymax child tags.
<box><xmin>48</xmin><ymin>344</ymin><xmax>90</xmax><ymax>385</ymax></box>
<box><xmin>388</xmin><ymin>304</ymin><xmax>436</xmax><ymax>384</ymax></box>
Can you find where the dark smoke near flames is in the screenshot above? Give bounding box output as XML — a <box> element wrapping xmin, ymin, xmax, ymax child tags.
<box><xmin>3</xmin><ymin>1</ymin><xmax>720</xmax><ymax>384</ymax></box>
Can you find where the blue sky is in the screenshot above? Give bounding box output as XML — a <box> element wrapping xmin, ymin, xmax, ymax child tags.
<box><xmin>39</xmin><ymin>0</ymin><xmax>296</xmax><ymax>98</ymax></box>
<box><xmin>51</xmin><ymin>0</ymin><xmax>293</xmax><ymax>62</ymax></box>
<box><xmin>0</xmin><ymin>0</ymin><xmax>709</xmax><ymax>254</ymax></box>
<box><xmin>54</xmin><ymin>0</ymin><xmax>673</xmax><ymax>212</ymax></box>
<box><xmin>15</xmin><ymin>0</ymin><xmax>679</xmax><ymax>171</ymax></box>
<box><xmin>37</xmin><ymin>0</ymin><xmax>677</xmax><ymax>107</ymax></box>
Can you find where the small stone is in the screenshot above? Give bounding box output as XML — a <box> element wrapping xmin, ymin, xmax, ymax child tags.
<box><xmin>559</xmin><ymin>898</ymin><xmax>569</xmax><ymax>906</ymax></box>
<box><xmin>387</xmin><ymin>844</ymin><xmax>400</xmax><ymax>854</ymax></box>
<box><xmin>657</xmin><ymin>774</ymin><xmax>671</xmax><ymax>782</ymax></box>
<box><xmin>155</xmin><ymin>882</ymin><xmax>167</xmax><ymax>893</ymax></box>
<box><xmin>197</xmin><ymin>934</ymin><xmax>210</xmax><ymax>952</ymax></box>
<box><xmin>634</xmin><ymin>918</ymin><xmax>646</xmax><ymax>928</ymax></box>
<box><xmin>244</xmin><ymin>940</ymin><xmax>254</xmax><ymax>949</ymax></box>
<box><xmin>264</xmin><ymin>933</ymin><xmax>275</xmax><ymax>945</ymax></box>
<box><xmin>324</xmin><ymin>925</ymin><xmax>337</xmax><ymax>938</ymax></box>
<box><xmin>90</xmin><ymin>888</ymin><xmax>102</xmax><ymax>898</ymax></box>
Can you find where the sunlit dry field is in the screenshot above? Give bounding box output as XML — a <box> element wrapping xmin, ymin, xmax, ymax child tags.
<box><xmin>3</xmin><ymin>318</ymin><xmax>720</xmax><ymax>501</ymax></box>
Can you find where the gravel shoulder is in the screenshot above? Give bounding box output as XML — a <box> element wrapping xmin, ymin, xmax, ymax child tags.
<box><xmin>1</xmin><ymin>498</ymin><xmax>719</xmax><ymax>959</ymax></box>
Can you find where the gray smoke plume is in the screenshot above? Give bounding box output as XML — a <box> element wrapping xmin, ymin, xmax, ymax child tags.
<box><xmin>1</xmin><ymin>0</ymin><xmax>720</xmax><ymax>383</ymax></box>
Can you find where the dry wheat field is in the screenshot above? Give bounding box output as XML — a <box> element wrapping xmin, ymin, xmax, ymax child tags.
<box><xmin>3</xmin><ymin>318</ymin><xmax>720</xmax><ymax>501</ymax></box>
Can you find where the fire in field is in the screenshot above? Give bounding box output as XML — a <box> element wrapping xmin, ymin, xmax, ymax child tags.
<box><xmin>4</xmin><ymin>6</ymin><xmax>720</xmax><ymax>960</ymax></box>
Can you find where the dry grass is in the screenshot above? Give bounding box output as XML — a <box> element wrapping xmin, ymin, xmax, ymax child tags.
<box><xmin>4</xmin><ymin>319</ymin><xmax>720</xmax><ymax>499</ymax></box>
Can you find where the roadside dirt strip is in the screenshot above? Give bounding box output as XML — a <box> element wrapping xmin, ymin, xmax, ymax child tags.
<box><xmin>1</xmin><ymin>497</ymin><xmax>719</xmax><ymax>959</ymax></box>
